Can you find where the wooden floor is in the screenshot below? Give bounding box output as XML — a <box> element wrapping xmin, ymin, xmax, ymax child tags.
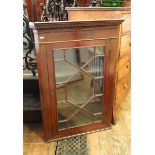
<box><xmin>23</xmin><ymin>92</ymin><xmax>130</xmax><ymax>155</ymax></box>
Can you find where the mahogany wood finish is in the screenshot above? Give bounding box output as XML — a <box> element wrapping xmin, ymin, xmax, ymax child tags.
<box><xmin>32</xmin><ymin>19</ymin><xmax>123</xmax><ymax>141</ymax></box>
<box><xmin>66</xmin><ymin>7</ymin><xmax>131</xmax><ymax>124</ymax></box>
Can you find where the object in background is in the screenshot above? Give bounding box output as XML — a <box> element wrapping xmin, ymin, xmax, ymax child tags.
<box><xmin>123</xmin><ymin>0</ymin><xmax>131</xmax><ymax>7</ymax></box>
<box><xmin>23</xmin><ymin>2</ymin><xmax>40</xmax><ymax>123</ymax></box>
<box><xmin>40</xmin><ymin>0</ymin><xmax>78</xmax><ymax>21</ymax></box>
<box><xmin>23</xmin><ymin>4</ymin><xmax>37</xmax><ymax>76</ymax></box>
<box><xmin>100</xmin><ymin>0</ymin><xmax>123</xmax><ymax>7</ymax></box>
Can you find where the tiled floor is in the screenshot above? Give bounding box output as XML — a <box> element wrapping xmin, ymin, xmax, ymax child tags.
<box><xmin>23</xmin><ymin>92</ymin><xmax>130</xmax><ymax>155</ymax></box>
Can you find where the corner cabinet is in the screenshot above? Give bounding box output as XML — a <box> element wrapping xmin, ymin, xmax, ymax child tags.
<box><xmin>32</xmin><ymin>20</ymin><xmax>123</xmax><ymax>141</ymax></box>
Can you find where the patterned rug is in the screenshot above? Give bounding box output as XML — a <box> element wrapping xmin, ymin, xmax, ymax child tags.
<box><xmin>55</xmin><ymin>135</ymin><xmax>87</xmax><ymax>155</ymax></box>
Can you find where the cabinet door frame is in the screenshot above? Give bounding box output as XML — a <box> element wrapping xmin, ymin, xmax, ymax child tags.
<box><xmin>41</xmin><ymin>38</ymin><xmax>116</xmax><ymax>140</ymax></box>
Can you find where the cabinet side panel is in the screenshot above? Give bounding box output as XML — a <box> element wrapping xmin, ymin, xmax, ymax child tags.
<box><xmin>108</xmin><ymin>26</ymin><xmax>121</xmax><ymax>125</ymax></box>
<box><xmin>36</xmin><ymin>45</ymin><xmax>53</xmax><ymax>139</ymax></box>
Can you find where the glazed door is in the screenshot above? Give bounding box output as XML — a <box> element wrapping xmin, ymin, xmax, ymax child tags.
<box><xmin>46</xmin><ymin>40</ymin><xmax>115</xmax><ymax>138</ymax></box>
<box><xmin>54</xmin><ymin>45</ymin><xmax>105</xmax><ymax>130</ymax></box>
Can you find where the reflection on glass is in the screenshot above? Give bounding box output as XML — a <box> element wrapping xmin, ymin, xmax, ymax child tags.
<box><xmin>54</xmin><ymin>61</ymin><xmax>79</xmax><ymax>84</ymax></box>
<box><xmin>95</xmin><ymin>78</ymin><xmax>103</xmax><ymax>95</ymax></box>
<box><xmin>67</xmin><ymin>109</ymin><xmax>93</xmax><ymax>128</ymax></box>
<box><xmin>95</xmin><ymin>46</ymin><xmax>104</xmax><ymax>55</ymax></box>
<box><xmin>54</xmin><ymin>49</ymin><xmax>64</xmax><ymax>60</ymax></box>
<box><xmin>67</xmin><ymin>72</ymin><xmax>93</xmax><ymax>104</ymax></box>
<box><xmin>66</xmin><ymin>47</ymin><xmax>94</xmax><ymax>68</ymax></box>
<box><xmin>82</xmin><ymin>56</ymin><xmax>104</xmax><ymax>77</ymax></box>
<box><xmin>53</xmin><ymin>46</ymin><xmax>105</xmax><ymax>130</ymax></box>
<box><xmin>56</xmin><ymin>84</ymin><xmax>66</xmax><ymax>101</ymax></box>
<box><xmin>84</xmin><ymin>96</ymin><xmax>103</xmax><ymax>114</ymax></box>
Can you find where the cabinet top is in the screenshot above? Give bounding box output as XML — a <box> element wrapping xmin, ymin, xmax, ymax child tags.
<box><xmin>66</xmin><ymin>7</ymin><xmax>131</xmax><ymax>11</ymax></box>
<box><xmin>30</xmin><ymin>19</ymin><xmax>124</xmax><ymax>31</ymax></box>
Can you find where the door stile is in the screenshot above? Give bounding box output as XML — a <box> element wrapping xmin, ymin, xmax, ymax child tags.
<box><xmin>36</xmin><ymin>45</ymin><xmax>53</xmax><ymax>140</ymax></box>
<box><xmin>102</xmin><ymin>40</ymin><xmax>111</xmax><ymax>125</ymax></box>
<box><xmin>46</xmin><ymin>45</ymin><xmax>59</xmax><ymax>136</ymax></box>
<box><xmin>106</xmin><ymin>39</ymin><xmax>119</xmax><ymax>126</ymax></box>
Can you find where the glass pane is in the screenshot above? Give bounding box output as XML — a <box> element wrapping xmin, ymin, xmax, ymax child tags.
<box><xmin>82</xmin><ymin>56</ymin><xmax>104</xmax><ymax>77</ymax></box>
<box><xmin>95</xmin><ymin>78</ymin><xmax>103</xmax><ymax>95</ymax></box>
<box><xmin>58</xmin><ymin>102</ymin><xmax>77</xmax><ymax>119</ymax></box>
<box><xmin>94</xmin><ymin>114</ymin><xmax>102</xmax><ymax>122</ymax></box>
<box><xmin>68</xmin><ymin>109</ymin><xmax>93</xmax><ymax>128</ymax></box>
<box><xmin>95</xmin><ymin>46</ymin><xmax>104</xmax><ymax>55</ymax></box>
<box><xmin>67</xmin><ymin>72</ymin><xmax>93</xmax><ymax>104</ymax></box>
<box><xmin>66</xmin><ymin>47</ymin><xmax>94</xmax><ymax>68</ymax></box>
<box><xmin>84</xmin><ymin>96</ymin><xmax>103</xmax><ymax>123</ymax></box>
<box><xmin>58</xmin><ymin>102</ymin><xmax>77</xmax><ymax>130</ymax></box>
<box><xmin>84</xmin><ymin>96</ymin><xmax>103</xmax><ymax>114</ymax></box>
<box><xmin>56</xmin><ymin>84</ymin><xmax>66</xmax><ymax>101</ymax></box>
<box><xmin>54</xmin><ymin>60</ymin><xmax>79</xmax><ymax>84</ymax></box>
<box><xmin>53</xmin><ymin>46</ymin><xmax>105</xmax><ymax>130</ymax></box>
<box><xmin>54</xmin><ymin>49</ymin><xmax>64</xmax><ymax>60</ymax></box>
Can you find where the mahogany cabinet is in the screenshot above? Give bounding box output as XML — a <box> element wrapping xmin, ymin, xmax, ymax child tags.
<box><xmin>32</xmin><ymin>19</ymin><xmax>123</xmax><ymax>141</ymax></box>
<box><xmin>66</xmin><ymin>7</ymin><xmax>131</xmax><ymax>123</ymax></box>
